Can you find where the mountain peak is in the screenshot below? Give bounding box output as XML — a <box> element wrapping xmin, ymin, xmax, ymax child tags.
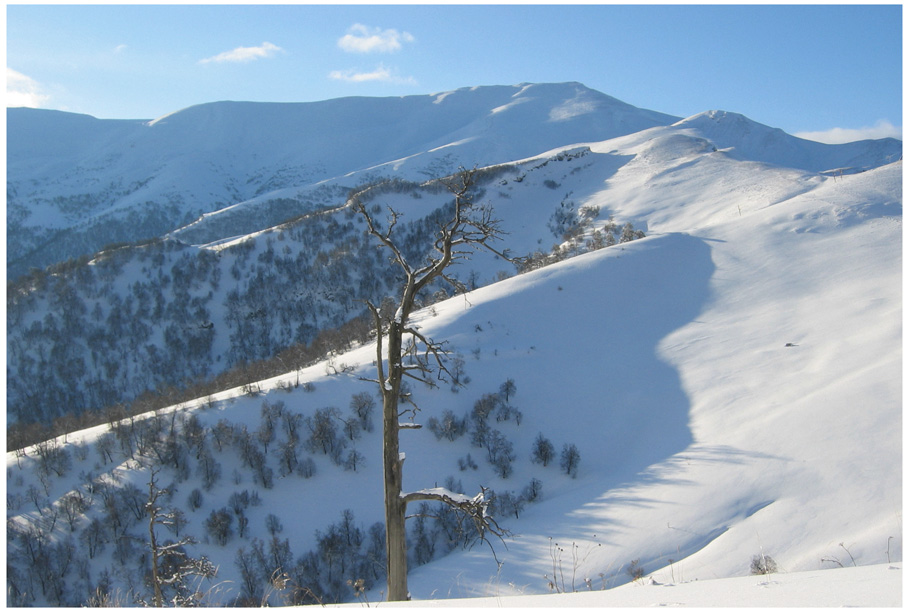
<box><xmin>676</xmin><ymin>109</ymin><xmax>781</xmax><ymax>133</ymax></box>
<box><xmin>673</xmin><ymin>109</ymin><xmax>900</xmax><ymax>172</ymax></box>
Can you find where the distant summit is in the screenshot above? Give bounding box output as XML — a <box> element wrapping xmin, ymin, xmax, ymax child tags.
<box><xmin>674</xmin><ymin>110</ymin><xmax>901</xmax><ymax>172</ymax></box>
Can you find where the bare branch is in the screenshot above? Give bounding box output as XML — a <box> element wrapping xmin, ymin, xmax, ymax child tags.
<box><xmin>401</xmin><ymin>486</ymin><xmax>510</xmax><ymax>545</ymax></box>
<box><xmin>356</xmin><ymin>200</ymin><xmax>412</xmax><ymax>276</ymax></box>
<box><xmin>403</xmin><ymin>327</ymin><xmax>451</xmax><ymax>379</ymax></box>
<box><xmin>401</xmin><ymin>369</ymin><xmax>438</xmax><ymax>388</ymax></box>
<box><xmin>405</xmin><ymin>512</ymin><xmax>441</xmax><ymax>521</ymax></box>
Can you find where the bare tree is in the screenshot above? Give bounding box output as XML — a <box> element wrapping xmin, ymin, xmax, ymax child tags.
<box><xmin>146</xmin><ymin>466</ymin><xmax>215</xmax><ymax>606</ymax></box>
<box><xmin>60</xmin><ymin>490</ymin><xmax>89</xmax><ymax>532</ymax></box>
<box><xmin>560</xmin><ymin>443</ymin><xmax>581</xmax><ymax>478</ymax></box>
<box><xmin>531</xmin><ymin>432</ymin><xmax>555</xmax><ymax>467</ymax></box>
<box><xmin>355</xmin><ymin>167</ymin><xmax>511</xmax><ymax>601</ymax></box>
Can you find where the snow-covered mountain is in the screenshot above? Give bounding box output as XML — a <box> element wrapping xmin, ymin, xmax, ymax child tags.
<box><xmin>671</xmin><ymin>110</ymin><xmax>901</xmax><ymax>172</ymax></box>
<box><xmin>6</xmin><ymin>83</ymin><xmax>901</xmax><ymax>607</ymax></box>
<box><xmin>8</xmin><ymin>82</ymin><xmax>899</xmax><ymax>278</ymax></box>
<box><xmin>7</xmin><ymin>82</ymin><xmax>679</xmax><ymax>277</ymax></box>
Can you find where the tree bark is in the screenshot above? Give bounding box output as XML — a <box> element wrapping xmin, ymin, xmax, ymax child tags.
<box><xmin>382</xmin><ymin>318</ymin><xmax>409</xmax><ymax>601</ymax></box>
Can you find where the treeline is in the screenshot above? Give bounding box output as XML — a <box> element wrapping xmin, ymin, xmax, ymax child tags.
<box><xmin>8</xmin><ymin>207</ymin><xmax>644</xmax><ymax>453</ymax></box>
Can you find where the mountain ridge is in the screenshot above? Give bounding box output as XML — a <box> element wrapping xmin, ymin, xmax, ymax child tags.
<box><xmin>10</xmin><ymin>81</ymin><xmax>899</xmax><ymax>279</ymax></box>
<box><xmin>8</xmin><ymin>82</ymin><xmax>683</xmax><ymax>277</ymax></box>
<box><xmin>673</xmin><ymin>109</ymin><xmax>901</xmax><ymax>172</ymax></box>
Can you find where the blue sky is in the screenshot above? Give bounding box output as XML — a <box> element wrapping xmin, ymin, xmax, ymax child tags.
<box><xmin>6</xmin><ymin>4</ymin><xmax>902</xmax><ymax>143</ymax></box>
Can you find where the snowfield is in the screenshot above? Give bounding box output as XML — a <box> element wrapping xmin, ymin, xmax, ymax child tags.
<box><xmin>5</xmin><ymin>83</ymin><xmax>901</xmax><ymax>607</ymax></box>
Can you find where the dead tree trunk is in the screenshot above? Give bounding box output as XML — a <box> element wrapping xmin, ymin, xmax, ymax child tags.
<box><xmin>146</xmin><ymin>466</ymin><xmax>215</xmax><ymax>606</ymax></box>
<box><xmin>355</xmin><ymin>167</ymin><xmax>512</xmax><ymax>601</ymax></box>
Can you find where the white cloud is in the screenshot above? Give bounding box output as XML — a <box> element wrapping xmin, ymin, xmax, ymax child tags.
<box><xmin>329</xmin><ymin>64</ymin><xmax>416</xmax><ymax>85</ymax></box>
<box><xmin>113</xmin><ymin>44</ymin><xmax>128</xmax><ymax>54</ymax></box>
<box><xmin>795</xmin><ymin>120</ymin><xmax>902</xmax><ymax>144</ymax></box>
<box><xmin>338</xmin><ymin>24</ymin><xmax>414</xmax><ymax>53</ymax></box>
<box><xmin>7</xmin><ymin>68</ymin><xmax>50</xmax><ymax>108</ymax></box>
<box><xmin>199</xmin><ymin>42</ymin><xmax>283</xmax><ymax>64</ymax></box>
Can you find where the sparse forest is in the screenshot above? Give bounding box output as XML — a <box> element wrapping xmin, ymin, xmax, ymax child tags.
<box><xmin>6</xmin><ymin>371</ymin><xmax>582</xmax><ymax>605</ymax></box>
<box><xmin>7</xmin><ymin>152</ymin><xmax>644</xmax><ymax>451</ymax></box>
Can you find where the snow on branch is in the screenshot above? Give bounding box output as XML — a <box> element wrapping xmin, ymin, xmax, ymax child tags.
<box><xmin>401</xmin><ymin>486</ymin><xmax>509</xmax><ymax>545</ymax></box>
<box><xmin>402</xmin><ymin>486</ymin><xmax>476</xmax><ymax>505</ymax></box>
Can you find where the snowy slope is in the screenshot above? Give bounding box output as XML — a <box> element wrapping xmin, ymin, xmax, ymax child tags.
<box><xmin>7</xmin><ymin>165</ymin><xmax>900</xmax><ymax>606</ymax></box>
<box><xmin>387</xmin><ymin>141</ymin><xmax>902</xmax><ymax>601</ymax></box>
<box><xmin>5</xmin><ymin>85</ymin><xmax>901</xmax><ymax>607</ymax></box>
<box><xmin>332</xmin><ymin>563</ymin><xmax>902</xmax><ymax>607</ymax></box>
<box><xmin>375</xmin><ymin>168</ymin><xmax>902</xmax><ymax>601</ymax></box>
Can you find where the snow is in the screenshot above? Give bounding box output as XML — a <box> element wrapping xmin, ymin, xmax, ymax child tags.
<box><xmin>340</xmin><ymin>139</ymin><xmax>899</xmax><ymax>603</ymax></box>
<box><xmin>5</xmin><ymin>83</ymin><xmax>901</xmax><ymax>607</ymax></box>
<box><xmin>672</xmin><ymin>110</ymin><xmax>901</xmax><ymax>173</ymax></box>
<box><xmin>404</xmin><ymin>488</ymin><xmax>474</xmax><ymax>506</ymax></box>
<box><xmin>326</xmin><ymin>564</ymin><xmax>902</xmax><ymax>607</ymax></box>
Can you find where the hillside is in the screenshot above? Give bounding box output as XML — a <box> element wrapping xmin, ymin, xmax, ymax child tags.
<box><xmin>7</xmin><ymin>91</ymin><xmax>901</xmax><ymax>432</ymax></box>
<box><xmin>6</xmin><ymin>84</ymin><xmax>901</xmax><ymax>606</ymax></box>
